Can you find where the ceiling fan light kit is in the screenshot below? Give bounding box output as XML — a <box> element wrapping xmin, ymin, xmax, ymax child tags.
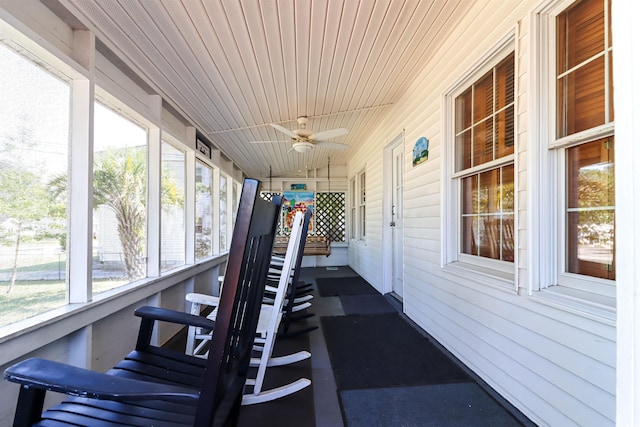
<box><xmin>293</xmin><ymin>141</ymin><xmax>314</xmax><ymax>153</ymax></box>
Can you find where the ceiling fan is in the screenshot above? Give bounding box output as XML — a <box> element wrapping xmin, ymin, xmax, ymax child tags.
<box><xmin>250</xmin><ymin>116</ymin><xmax>349</xmax><ymax>153</ymax></box>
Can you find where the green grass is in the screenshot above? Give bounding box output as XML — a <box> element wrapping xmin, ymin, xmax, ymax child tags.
<box><xmin>0</xmin><ymin>278</ymin><xmax>129</xmax><ymax>327</ymax></box>
<box><xmin>0</xmin><ymin>259</ymin><xmax>66</xmax><ymax>274</ymax></box>
<box><xmin>0</xmin><ymin>281</ymin><xmax>66</xmax><ymax>326</ymax></box>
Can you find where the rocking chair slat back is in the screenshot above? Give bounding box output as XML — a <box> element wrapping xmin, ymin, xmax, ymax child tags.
<box><xmin>196</xmin><ymin>179</ymin><xmax>282</xmax><ymax>425</ymax></box>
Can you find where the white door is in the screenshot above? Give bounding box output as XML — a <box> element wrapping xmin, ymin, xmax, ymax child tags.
<box><xmin>391</xmin><ymin>143</ymin><xmax>404</xmax><ymax>298</ymax></box>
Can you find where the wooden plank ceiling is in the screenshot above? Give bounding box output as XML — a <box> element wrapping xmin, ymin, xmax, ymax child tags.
<box><xmin>64</xmin><ymin>0</ymin><xmax>473</xmax><ymax>178</ymax></box>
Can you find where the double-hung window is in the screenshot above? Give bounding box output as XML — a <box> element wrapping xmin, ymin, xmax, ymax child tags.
<box><xmin>556</xmin><ymin>0</ymin><xmax>614</xmax><ymax>283</ymax></box>
<box><xmin>359</xmin><ymin>171</ymin><xmax>366</xmax><ymax>240</ymax></box>
<box><xmin>535</xmin><ymin>0</ymin><xmax>614</xmax><ymax>307</ymax></box>
<box><xmin>349</xmin><ymin>171</ymin><xmax>367</xmax><ymax>242</ymax></box>
<box><xmin>446</xmin><ymin>41</ymin><xmax>516</xmax><ymax>282</ymax></box>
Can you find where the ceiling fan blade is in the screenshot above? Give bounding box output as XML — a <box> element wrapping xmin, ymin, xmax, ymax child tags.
<box><xmin>249</xmin><ymin>140</ymin><xmax>283</xmax><ymax>144</ymax></box>
<box><xmin>271</xmin><ymin>123</ymin><xmax>299</xmax><ymax>139</ymax></box>
<box><xmin>314</xmin><ymin>141</ymin><xmax>348</xmax><ymax>150</ymax></box>
<box><xmin>309</xmin><ymin>128</ymin><xmax>349</xmax><ymax>141</ymax></box>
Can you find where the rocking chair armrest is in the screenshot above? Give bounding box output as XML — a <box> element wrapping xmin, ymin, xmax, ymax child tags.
<box><xmin>134</xmin><ymin>306</ymin><xmax>215</xmax><ymax>330</ymax></box>
<box><xmin>4</xmin><ymin>358</ymin><xmax>199</xmax><ymax>403</ymax></box>
<box><xmin>185</xmin><ymin>292</ymin><xmax>221</xmax><ymax>308</ymax></box>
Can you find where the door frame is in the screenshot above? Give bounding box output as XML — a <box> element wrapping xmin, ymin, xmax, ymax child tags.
<box><xmin>382</xmin><ymin>132</ymin><xmax>404</xmax><ymax>297</ymax></box>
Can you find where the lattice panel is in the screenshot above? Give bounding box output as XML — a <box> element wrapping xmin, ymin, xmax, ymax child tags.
<box><xmin>315</xmin><ymin>192</ymin><xmax>346</xmax><ymax>242</ymax></box>
<box><xmin>259</xmin><ymin>192</ymin><xmax>281</xmax><ymax>202</ymax></box>
<box><xmin>260</xmin><ymin>192</ymin><xmax>287</xmax><ymax>235</ymax></box>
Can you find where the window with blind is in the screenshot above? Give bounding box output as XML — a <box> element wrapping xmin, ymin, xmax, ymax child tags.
<box><xmin>359</xmin><ymin>171</ymin><xmax>366</xmax><ymax>240</ymax></box>
<box><xmin>555</xmin><ymin>0</ymin><xmax>615</xmax><ymax>283</ymax></box>
<box><xmin>455</xmin><ymin>51</ymin><xmax>515</xmax><ymax>264</ymax></box>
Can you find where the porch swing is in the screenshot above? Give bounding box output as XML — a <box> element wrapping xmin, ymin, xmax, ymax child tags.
<box><xmin>272</xmin><ymin>160</ymin><xmax>332</xmax><ymax>257</ymax></box>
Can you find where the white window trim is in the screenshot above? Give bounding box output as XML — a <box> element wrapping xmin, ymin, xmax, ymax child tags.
<box><xmin>349</xmin><ymin>170</ymin><xmax>367</xmax><ymax>243</ymax></box>
<box><xmin>528</xmin><ymin>0</ymin><xmax>615</xmax><ymax>321</ymax></box>
<box><xmin>441</xmin><ymin>30</ymin><xmax>518</xmax><ymax>292</ymax></box>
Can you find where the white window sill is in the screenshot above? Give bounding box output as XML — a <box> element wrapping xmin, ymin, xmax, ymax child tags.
<box><xmin>442</xmin><ymin>261</ymin><xmax>517</xmax><ymax>294</ymax></box>
<box><xmin>530</xmin><ymin>286</ymin><xmax>615</xmax><ymax>325</ymax></box>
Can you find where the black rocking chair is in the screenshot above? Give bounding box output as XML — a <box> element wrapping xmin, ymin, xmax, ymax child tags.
<box><xmin>4</xmin><ymin>178</ymin><xmax>282</xmax><ymax>427</ymax></box>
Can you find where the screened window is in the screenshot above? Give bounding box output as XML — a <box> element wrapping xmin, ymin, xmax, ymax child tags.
<box><xmin>161</xmin><ymin>140</ymin><xmax>186</xmax><ymax>271</ymax></box>
<box><xmin>556</xmin><ymin>0</ymin><xmax>614</xmax><ymax>281</ymax></box>
<box><xmin>0</xmin><ymin>42</ymin><xmax>71</xmax><ymax>327</ymax></box>
<box><xmin>455</xmin><ymin>52</ymin><xmax>515</xmax><ymax>263</ymax></box>
<box><xmin>93</xmin><ymin>102</ymin><xmax>148</xmax><ymax>294</ymax></box>
<box><xmin>219</xmin><ymin>173</ymin><xmax>228</xmax><ymax>252</ymax></box>
<box><xmin>195</xmin><ymin>160</ymin><xmax>213</xmax><ymax>260</ymax></box>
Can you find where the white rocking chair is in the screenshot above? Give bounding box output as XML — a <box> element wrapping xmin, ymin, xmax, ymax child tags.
<box><xmin>185</xmin><ymin>210</ymin><xmax>311</xmax><ymax>405</ymax></box>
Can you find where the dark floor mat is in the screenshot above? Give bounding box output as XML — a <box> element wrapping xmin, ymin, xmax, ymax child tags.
<box><xmin>339</xmin><ymin>383</ymin><xmax>524</xmax><ymax>427</ymax></box>
<box><xmin>340</xmin><ymin>294</ymin><xmax>397</xmax><ymax>315</ymax></box>
<box><xmin>300</xmin><ymin>266</ymin><xmax>360</xmax><ymax>280</ymax></box>
<box><xmin>316</xmin><ymin>276</ymin><xmax>377</xmax><ymax>297</ymax></box>
<box><xmin>321</xmin><ymin>313</ymin><xmax>471</xmax><ymax>390</ymax></box>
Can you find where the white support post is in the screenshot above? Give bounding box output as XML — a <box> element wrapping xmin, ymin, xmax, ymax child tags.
<box><xmin>68</xmin><ymin>30</ymin><xmax>94</xmax><ymax>304</ymax></box>
<box><xmin>146</xmin><ymin>95</ymin><xmax>162</xmax><ymax>277</ymax></box>
<box><xmin>185</xmin><ymin>127</ymin><xmax>197</xmax><ymax>265</ymax></box>
<box><xmin>613</xmin><ymin>1</ymin><xmax>640</xmax><ymax>425</ymax></box>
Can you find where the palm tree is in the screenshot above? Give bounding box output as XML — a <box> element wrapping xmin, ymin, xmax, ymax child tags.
<box><xmin>93</xmin><ymin>147</ymin><xmax>147</xmax><ymax>280</ymax></box>
<box><xmin>49</xmin><ymin>146</ymin><xmax>183</xmax><ymax>281</ymax></box>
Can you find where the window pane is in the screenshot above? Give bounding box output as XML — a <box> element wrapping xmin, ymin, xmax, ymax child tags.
<box><xmin>566</xmin><ymin>137</ymin><xmax>614</xmax><ymax>279</ymax></box>
<box><xmin>462</xmin><ymin>175</ymin><xmax>479</xmax><ymax>215</ymax></box>
<box><xmin>219</xmin><ymin>174</ymin><xmax>227</xmax><ymax>252</ymax></box>
<box><xmin>455</xmin><ymin>130</ymin><xmax>472</xmax><ymax>171</ymax></box>
<box><xmin>495</xmin><ymin>53</ymin><xmax>515</xmax><ymax>110</ymax></box>
<box><xmin>473</xmin><ymin>71</ymin><xmax>493</xmax><ymax>123</ymax></box>
<box><xmin>461</xmin><ymin>216</ymin><xmax>478</xmax><ymax>256</ymax></box>
<box><xmin>557</xmin><ymin>56</ymin><xmax>605</xmax><ymax>137</ymax></box>
<box><xmin>472</xmin><ymin>119</ymin><xmax>493</xmax><ymax>167</ymax></box>
<box><xmin>93</xmin><ymin>102</ymin><xmax>147</xmax><ymax>294</ymax></box>
<box><xmin>195</xmin><ymin>160</ymin><xmax>213</xmax><ymax>260</ymax></box>
<box><xmin>161</xmin><ymin>142</ymin><xmax>185</xmax><ymax>271</ymax></box>
<box><xmin>556</xmin><ymin>0</ymin><xmax>604</xmax><ymax>74</ymax></box>
<box><xmin>496</xmin><ymin>106</ymin><xmax>515</xmax><ymax>158</ymax></box>
<box><xmin>455</xmin><ymin>88</ymin><xmax>472</xmax><ymax>132</ymax></box>
<box><xmin>501</xmin><ymin>164</ymin><xmax>515</xmax><ymax>213</ymax></box>
<box><xmin>0</xmin><ymin>44</ymin><xmax>70</xmax><ymax>326</ymax></box>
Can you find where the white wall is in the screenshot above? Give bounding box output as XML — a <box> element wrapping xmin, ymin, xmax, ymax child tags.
<box><xmin>346</xmin><ymin>1</ymin><xmax>617</xmax><ymax>425</ymax></box>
